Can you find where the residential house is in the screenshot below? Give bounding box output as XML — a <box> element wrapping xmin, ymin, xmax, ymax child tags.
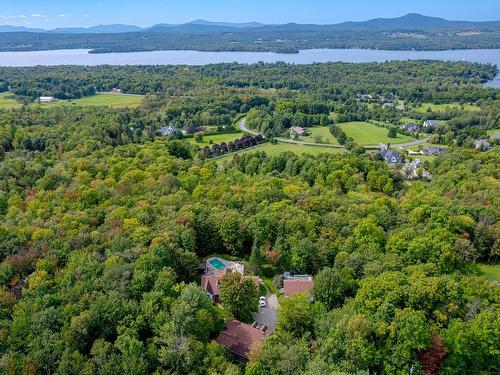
<box><xmin>420</xmin><ymin>146</ymin><xmax>447</xmax><ymax>156</ymax></box>
<box><xmin>490</xmin><ymin>133</ymin><xmax>500</xmax><ymax>141</ymax></box>
<box><xmin>216</xmin><ymin>320</ymin><xmax>267</xmax><ymax>359</ymax></box>
<box><xmin>356</xmin><ymin>93</ymin><xmax>376</xmax><ymax>102</ymax></box>
<box><xmin>38</xmin><ymin>96</ymin><xmax>55</xmax><ymax>103</ymax></box>
<box><xmin>474</xmin><ymin>139</ymin><xmax>491</xmax><ymax>151</ymax></box>
<box><xmin>290</xmin><ymin>127</ymin><xmax>309</xmax><ymax>137</ymax></box>
<box><xmin>401</xmin><ymin>123</ymin><xmax>418</xmax><ymax>134</ymax></box>
<box><xmin>201</xmin><ymin>269</ymin><xmax>228</xmax><ymax>303</ymax></box>
<box><xmin>282</xmin><ymin>273</ymin><xmax>314</xmax><ymax>297</ymax></box>
<box><xmin>157</xmin><ymin>124</ymin><xmax>178</xmax><ymax>136</ymax></box>
<box><xmin>378</xmin><ymin>144</ymin><xmax>403</xmax><ymax>164</ymax></box>
<box><xmin>383</xmin><ymin>102</ymin><xmax>395</xmax><ymax>109</ymax></box>
<box><xmin>201</xmin><ymin>257</ymin><xmax>259</xmax><ymax>302</ymax></box>
<box><xmin>402</xmin><ymin>159</ymin><xmax>431</xmax><ymax>180</ymax></box>
<box><xmin>111</xmin><ymin>88</ymin><xmax>122</xmax><ymax>93</ymax></box>
<box><xmin>423</xmin><ymin>120</ymin><xmax>440</xmax><ymax>129</ymax></box>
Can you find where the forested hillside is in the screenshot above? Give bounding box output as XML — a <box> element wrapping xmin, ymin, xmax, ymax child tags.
<box><xmin>0</xmin><ymin>17</ymin><xmax>499</xmax><ymax>53</ymax></box>
<box><xmin>0</xmin><ymin>61</ymin><xmax>498</xmax><ymax>374</ymax></box>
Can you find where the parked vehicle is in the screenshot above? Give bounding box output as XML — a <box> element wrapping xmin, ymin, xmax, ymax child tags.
<box><xmin>259</xmin><ymin>296</ymin><xmax>267</xmax><ymax>308</ymax></box>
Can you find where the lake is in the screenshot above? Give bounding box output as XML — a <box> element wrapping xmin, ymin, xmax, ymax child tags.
<box><xmin>0</xmin><ymin>48</ymin><xmax>499</xmax><ymax>87</ymax></box>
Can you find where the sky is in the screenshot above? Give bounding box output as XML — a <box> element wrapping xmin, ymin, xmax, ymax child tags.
<box><xmin>0</xmin><ymin>0</ymin><xmax>499</xmax><ymax>29</ymax></box>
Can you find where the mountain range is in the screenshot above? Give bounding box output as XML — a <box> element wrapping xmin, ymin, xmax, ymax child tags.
<box><xmin>0</xmin><ymin>14</ymin><xmax>499</xmax><ymax>34</ymax></box>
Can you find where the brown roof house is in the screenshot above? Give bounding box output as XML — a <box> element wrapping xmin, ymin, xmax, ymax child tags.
<box><xmin>216</xmin><ymin>320</ymin><xmax>267</xmax><ymax>359</ymax></box>
<box><xmin>201</xmin><ymin>257</ymin><xmax>259</xmax><ymax>303</ymax></box>
<box><xmin>282</xmin><ymin>273</ymin><xmax>314</xmax><ymax>297</ymax></box>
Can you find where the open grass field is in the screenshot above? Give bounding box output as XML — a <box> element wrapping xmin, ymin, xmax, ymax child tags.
<box><xmin>216</xmin><ymin>141</ymin><xmax>345</xmax><ymax>166</ymax></box>
<box><xmin>188</xmin><ymin>132</ymin><xmax>243</xmax><ymax>147</ymax></box>
<box><xmin>301</xmin><ymin>126</ymin><xmax>339</xmax><ymax>145</ymax></box>
<box><xmin>339</xmin><ymin>122</ymin><xmax>415</xmax><ymax>146</ymax></box>
<box><xmin>413</xmin><ymin>102</ymin><xmax>480</xmax><ymax>113</ymax></box>
<box><xmin>0</xmin><ymin>92</ymin><xmax>21</xmax><ymax>109</ymax></box>
<box><xmin>479</xmin><ymin>263</ymin><xmax>500</xmax><ymax>281</ymax></box>
<box><xmin>36</xmin><ymin>93</ymin><xmax>144</xmax><ymax>108</ymax></box>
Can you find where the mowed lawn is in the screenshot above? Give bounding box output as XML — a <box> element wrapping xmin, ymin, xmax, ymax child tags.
<box><xmin>216</xmin><ymin>141</ymin><xmax>345</xmax><ymax>166</ymax></box>
<box><xmin>339</xmin><ymin>122</ymin><xmax>415</xmax><ymax>146</ymax></box>
<box><xmin>414</xmin><ymin>102</ymin><xmax>480</xmax><ymax>113</ymax></box>
<box><xmin>0</xmin><ymin>92</ymin><xmax>21</xmax><ymax>109</ymax></box>
<box><xmin>36</xmin><ymin>93</ymin><xmax>144</xmax><ymax>108</ymax></box>
<box><xmin>301</xmin><ymin>126</ymin><xmax>339</xmax><ymax>145</ymax></box>
<box><xmin>68</xmin><ymin>93</ymin><xmax>144</xmax><ymax>108</ymax></box>
<box><xmin>479</xmin><ymin>263</ymin><xmax>500</xmax><ymax>281</ymax></box>
<box><xmin>188</xmin><ymin>132</ymin><xmax>243</xmax><ymax>147</ymax></box>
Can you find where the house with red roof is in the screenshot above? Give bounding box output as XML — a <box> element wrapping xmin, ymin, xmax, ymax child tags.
<box><xmin>216</xmin><ymin>320</ymin><xmax>267</xmax><ymax>359</ymax></box>
<box><xmin>200</xmin><ymin>259</ymin><xmax>259</xmax><ymax>303</ymax></box>
<box><xmin>282</xmin><ymin>273</ymin><xmax>314</xmax><ymax>298</ymax></box>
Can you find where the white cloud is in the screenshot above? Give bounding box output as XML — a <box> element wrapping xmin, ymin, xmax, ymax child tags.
<box><xmin>58</xmin><ymin>14</ymin><xmax>68</xmax><ymax>18</ymax></box>
<box><xmin>18</xmin><ymin>14</ymin><xmax>27</xmax><ymax>18</ymax></box>
<box><xmin>31</xmin><ymin>13</ymin><xmax>48</xmax><ymax>18</ymax></box>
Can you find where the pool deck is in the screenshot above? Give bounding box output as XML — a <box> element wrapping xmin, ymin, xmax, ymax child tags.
<box><xmin>205</xmin><ymin>257</ymin><xmax>245</xmax><ymax>275</ymax></box>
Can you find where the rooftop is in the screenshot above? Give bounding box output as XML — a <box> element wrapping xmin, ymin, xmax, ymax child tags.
<box><xmin>216</xmin><ymin>320</ymin><xmax>267</xmax><ymax>359</ymax></box>
<box><xmin>283</xmin><ymin>276</ymin><xmax>314</xmax><ymax>297</ymax></box>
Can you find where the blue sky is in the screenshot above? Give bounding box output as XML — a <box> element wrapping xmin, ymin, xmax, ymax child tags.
<box><xmin>0</xmin><ymin>0</ymin><xmax>499</xmax><ymax>28</ymax></box>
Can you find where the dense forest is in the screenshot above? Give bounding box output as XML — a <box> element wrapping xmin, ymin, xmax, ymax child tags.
<box><xmin>0</xmin><ymin>61</ymin><xmax>498</xmax><ymax>374</ymax></box>
<box><xmin>0</xmin><ymin>27</ymin><xmax>500</xmax><ymax>53</ymax></box>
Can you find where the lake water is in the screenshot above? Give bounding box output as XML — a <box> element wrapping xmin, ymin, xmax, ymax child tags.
<box><xmin>0</xmin><ymin>48</ymin><xmax>499</xmax><ymax>87</ymax></box>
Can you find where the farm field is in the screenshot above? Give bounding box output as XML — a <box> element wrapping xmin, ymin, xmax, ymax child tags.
<box><xmin>34</xmin><ymin>93</ymin><xmax>144</xmax><ymax>108</ymax></box>
<box><xmin>339</xmin><ymin>121</ymin><xmax>415</xmax><ymax>145</ymax></box>
<box><xmin>413</xmin><ymin>102</ymin><xmax>480</xmax><ymax>113</ymax></box>
<box><xmin>187</xmin><ymin>132</ymin><xmax>243</xmax><ymax>147</ymax></box>
<box><xmin>301</xmin><ymin>126</ymin><xmax>340</xmax><ymax>145</ymax></box>
<box><xmin>0</xmin><ymin>92</ymin><xmax>21</xmax><ymax>109</ymax></box>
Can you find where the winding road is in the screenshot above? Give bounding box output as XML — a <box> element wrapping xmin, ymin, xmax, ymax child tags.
<box><xmin>238</xmin><ymin>118</ymin><xmax>429</xmax><ymax>150</ymax></box>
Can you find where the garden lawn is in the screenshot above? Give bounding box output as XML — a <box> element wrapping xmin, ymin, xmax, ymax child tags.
<box><xmin>339</xmin><ymin>121</ymin><xmax>415</xmax><ymax>146</ymax></box>
<box><xmin>188</xmin><ymin>132</ymin><xmax>243</xmax><ymax>147</ymax></box>
<box><xmin>301</xmin><ymin>126</ymin><xmax>339</xmax><ymax>145</ymax></box>
<box><xmin>479</xmin><ymin>263</ymin><xmax>500</xmax><ymax>281</ymax></box>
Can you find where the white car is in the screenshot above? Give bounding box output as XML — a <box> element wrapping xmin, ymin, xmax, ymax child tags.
<box><xmin>259</xmin><ymin>296</ymin><xmax>267</xmax><ymax>308</ymax></box>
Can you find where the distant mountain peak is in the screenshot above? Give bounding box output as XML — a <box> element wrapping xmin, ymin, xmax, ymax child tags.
<box><xmin>0</xmin><ymin>14</ymin><xmax>498</xmax><ymax>34</ymax></box>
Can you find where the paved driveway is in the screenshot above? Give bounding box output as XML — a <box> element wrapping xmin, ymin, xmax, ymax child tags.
<box><xmin>253</xmin><ymin>293</ymin><xmax>278</xmax><ymax>332</ymax></box>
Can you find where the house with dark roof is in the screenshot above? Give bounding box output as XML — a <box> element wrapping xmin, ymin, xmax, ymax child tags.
<box><xmin>216</xmin><ymin>320</ymin><xmax>267</xmax><ymax>359</ymax></box>
<box><xmin>282</xmin><ymin>274</ymin><xmax>314</xmax><ymax>297</ymax></box>
<box><xmin>420</xmin><ymin>146</ymin><xmax>447</xmax><ymax>156</ymax></box>
<box><xmin>378</xmin><ymin>144</ymin><xmax>403</xmax><ymax>164</ymax></box>
<box><xmin>402</xmin><ymin>123</ymin><xmax>418</xmax><ymax>134</ymax></box>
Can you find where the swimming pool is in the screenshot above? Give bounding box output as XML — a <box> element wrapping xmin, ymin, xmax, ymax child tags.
<box><xmin>208</xmin><ymin>258</ymin><xmax>227</xmax><ymax>271</ymax></box>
